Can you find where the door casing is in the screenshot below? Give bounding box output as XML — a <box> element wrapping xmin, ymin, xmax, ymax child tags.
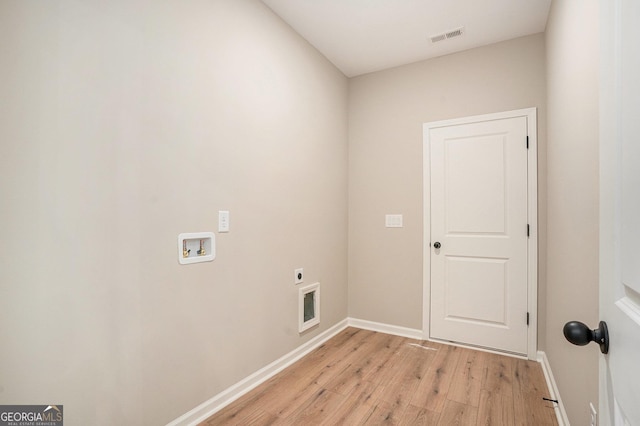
<box><xmin>422</xmin><ymin>108</ymin><xmax>538</xmax><ymax>360</ymax></box>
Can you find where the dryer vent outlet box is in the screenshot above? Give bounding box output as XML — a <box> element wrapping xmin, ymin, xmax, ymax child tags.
<box><xmin>299</xmin><ymin>282</ymin><xmax>320</xmax><ymax>333</ymax></box>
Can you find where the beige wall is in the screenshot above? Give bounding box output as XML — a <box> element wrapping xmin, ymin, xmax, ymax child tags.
<box><xmin>545</xmin><ymin>1</ymin><xmax>600</xmax><ymax>424</ymax></box>
<box><xmin>1</xmin><ymin>1</ymin><xmax>602</xmax><ymax>424</ymax></box>
<box><xmin>348</xmin><ymin>35</ymin><xmax>547</xmax><ymax>334</ymax></box>
<box><xmin>0</xmin><ymin>1</ymin><xmax>348</xmax><ymax>424</ymax></box>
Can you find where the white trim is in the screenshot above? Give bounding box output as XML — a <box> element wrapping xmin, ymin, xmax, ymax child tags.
<box><xmin>525</xmin><ymin>109</ymin><xmax>539</xmax><ymax>361</ymax></box>
<box><xmin>422</xmin><ymin>108</ymin><xmax>537</xmax><ymax>129</ymax></box>
<box><xmin>347</xmin><ymin>317</ymin><xmax>423</xmax><ymax>340</ymax></box>
<box><xmin>166</xmin><ymin>319</ymin><xmax>348</xmax><ymax>426</ymax></box>
<box><xmin>537</xmin><ymin>351</ymin><xmax>570</xmax><ymax>426</ymax></box>
<box><xmin>422</xmin><ymin>117</ymin><xmax>433</xmax><ymax>350</ymax></box>
<box><xmin>422</xmin><ymin>107</ymin><xmax>538</xmax><ymax>360</ymax></box>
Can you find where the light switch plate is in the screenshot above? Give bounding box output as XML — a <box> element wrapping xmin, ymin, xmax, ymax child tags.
<box><xmin>218</xmin><ymin>210</ymin><xmax>230</xmax><ymax>232</ymax></box>
<box><xmin>385</xmin><ymin>214</ymin><xmax>403</xmax><ymax>228</ymax></box>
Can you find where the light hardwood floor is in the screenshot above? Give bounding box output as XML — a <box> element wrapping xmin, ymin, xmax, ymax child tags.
<box><xmin>200</xmin><ymin>328</ymin><xmax>558</xmax><ymax>425</ymax></box>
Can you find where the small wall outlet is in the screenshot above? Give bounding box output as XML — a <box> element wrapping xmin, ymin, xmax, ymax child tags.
<box><xmin>294</xmin><ymin>268</ymin><xmax>304</xmax><ymax>284</ymax></box>
<box><xmin>590</xmin><ymin>402</ymin><xmax>597</xmax><ymax>426</ymax></box>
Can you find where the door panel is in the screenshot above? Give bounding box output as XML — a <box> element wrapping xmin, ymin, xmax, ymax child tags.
<box><xmin>429</xmin><ymin>116</ymin><xmax>528</xmax><ymax>355</ymax></box>
<box><xmin>445</xmin><ymin>256</ymin><xmax>508</xmax><ymax>325</ymax></box>
<box><xmin>445</xmin><ymin>135</ymin><xmax>507</xmax><ymax>234</ymax></box>
<box><xmin>601</xmin><ymin>0</ymin><xmax>640</xmax><ymax>423</ymax></box>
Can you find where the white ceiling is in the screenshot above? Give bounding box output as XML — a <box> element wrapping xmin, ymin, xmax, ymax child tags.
<box><xmin>261</xmin><ymin>0</ymin><xmax>552</xmax><ymax>77</ymax></box>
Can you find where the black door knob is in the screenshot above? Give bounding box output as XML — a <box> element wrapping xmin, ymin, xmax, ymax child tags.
<box><xmin>433</xmin><ymin>242</ymin><xmax>441</xmax><ymax>249</ymax></box>
<box><xmin>563</xmin><ymin>320</ymin><xmax>609</xmax><ymax>354</ymax></box>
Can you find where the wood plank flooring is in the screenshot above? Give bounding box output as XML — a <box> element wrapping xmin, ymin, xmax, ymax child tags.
<box><xmin>200</xmin><ymin>328</ymin><xmax>558</xmax><ymax>425</ymax></box>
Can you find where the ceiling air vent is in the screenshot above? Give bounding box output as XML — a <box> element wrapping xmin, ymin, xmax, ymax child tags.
<box><xmin>430</xmin><ymin>33</ymin><xmax>446</xmax><ymax>43</ymax></box>
<box><xmin>430</xmin><ymin>26</ymin><xmax>465</xmax><ymax>44</ymax></box>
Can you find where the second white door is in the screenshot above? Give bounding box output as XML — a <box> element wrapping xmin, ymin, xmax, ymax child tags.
<box><xmin>427</xmin><ymin>113</ymin><xmax>530</xmax><ymax>355</ymax></box>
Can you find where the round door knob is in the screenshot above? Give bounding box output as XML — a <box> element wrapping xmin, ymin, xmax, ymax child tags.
<box><xmin>433</xmin><ymin>242</ymin><xmax>441</xmax><ymax>249</ymax></box>
<box><xmin>563</xmin><ymin>320</ymin><xmax>609</xmax><ymax>354</ymax></box>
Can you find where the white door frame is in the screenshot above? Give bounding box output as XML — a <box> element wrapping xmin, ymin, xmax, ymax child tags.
<box><xmin>423</xmin><ymin>107</ymin><xmax>538</xmax><ymax>360</ymax></box>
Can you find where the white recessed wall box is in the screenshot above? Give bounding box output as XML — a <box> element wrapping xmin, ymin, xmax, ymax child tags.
<box><xmin>178</xmin><ymin>232</ymin><xmax>215</xmax><ymax>265</ymax></box>
<box><xmin>299</xmin><ymin>282</ymin><xmax>320</xmax><ymax>333</ymax></box>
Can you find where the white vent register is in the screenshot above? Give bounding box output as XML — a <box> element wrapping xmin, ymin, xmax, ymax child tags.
<box><xmin>430</xmin><ymin>26</ymin><xmax>465</xmax><ymax>44</ymax></box>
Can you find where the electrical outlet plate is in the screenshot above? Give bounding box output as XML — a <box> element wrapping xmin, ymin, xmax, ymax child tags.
<box><xmin>294</xmin><ymin>268</ymin><xmax>304</xmax><ymax>284</ymax></box>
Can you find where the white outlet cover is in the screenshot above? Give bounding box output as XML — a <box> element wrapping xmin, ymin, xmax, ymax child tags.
<box><xmin>295</xmin><ymin>268</ymin><xmax>304</xmax><ymax>284</ymax></box>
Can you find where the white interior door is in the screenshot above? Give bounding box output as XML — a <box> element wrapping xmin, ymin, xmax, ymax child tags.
<box><xmin>600</xmin><ymin>0</ymin><xmax>640</xmax><ymax>424</ymax></box>
<box><xmin>426</xmin><ymin>110</ymin><xmax>535</xmax><ymax>356</ymax></box>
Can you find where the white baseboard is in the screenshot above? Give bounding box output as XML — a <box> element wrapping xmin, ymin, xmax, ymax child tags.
<box><xmin>537</xmin><ymin>351</ymin><xmax>570</xmax><ymax>426</ymax></box>
<box><xmin>167</xmin><ymin>319</ymin><xmax>349</xmax><ymax>426</ymax></box>
<box><xmin>347</xmin><ymin>317</ymin><xmax>423</xmax><ymax>340</ymax></box>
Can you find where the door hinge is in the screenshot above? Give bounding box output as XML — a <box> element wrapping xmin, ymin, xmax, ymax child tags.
<box><xmin>526</xmin><ymin>135</ymin><xmax>529</xmax><ymax>149</ymax></box>
<box><xmin>527</xmin><ymin>224</ymin><xmax>530</xmax><ymax>237</ymax></box>
<box><xmin>527</xmin><ymin>312</ymin><xmax>530</xmax><ymax>326</ymax></box>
